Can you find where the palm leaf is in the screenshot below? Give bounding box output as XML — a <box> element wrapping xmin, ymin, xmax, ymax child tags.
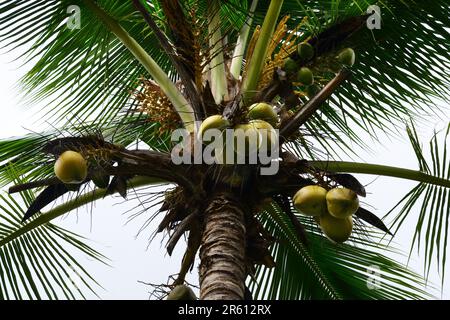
<box><xmin>0</xmin><ymin>1</ymin><xmax>171</xmax><ymax>127</ymax></box>
<box><xmin>251</xmin><ymin>202</ymin><xmax>434</xmax><ymax>299</ymax></box>
<box><xmin>0</xmin><ymin>180</ymin><xmax>106</xmax><ymax>299</ymax></box>
<box><xmin>277</xmin><ymin>0</ymin><xmax>450</xmax><ymax>158</ymax></box>
<box><xmin>385</xmin><ymin>123</ymin><xmax>450</xmax><ymax>284</ymax></box>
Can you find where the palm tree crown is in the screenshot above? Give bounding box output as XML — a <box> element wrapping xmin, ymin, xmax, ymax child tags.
<box><xmin>0</xmin><ymin>0</ymin><xmax>449</xmax><ymax>300</ymax></box>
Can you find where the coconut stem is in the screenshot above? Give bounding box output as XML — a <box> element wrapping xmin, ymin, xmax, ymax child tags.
<box><xmin>83</xmin><ymin>0</ymin><xmax>196</xmax><ymax>132</ymax></box>
<box><xmin>207</xmin><ymin>0</ymin><xmax>229</xmax><ymax>104</ymax></box>
<box><xmin>230</xmin><ymin>0</ymin><xmax>259</xmax><ymax>80</ymax></box>
<box><xmin>308</xmin><ymin>161</ymin><xmax>450</xmax><ymax>188</ymax></box>
<box><xmin>242</xmin><ymin>0</ymin><xmax>284</xmax><ymax>103</ymax></box>
<box><xmin>279</xmin><ymin>69</ymin><xmax>351</xmax><ymax>143</ymax></box>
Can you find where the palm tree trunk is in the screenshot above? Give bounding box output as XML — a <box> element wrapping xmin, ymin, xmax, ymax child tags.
<box><xmin>199</xmin><ymin>192</ymin><xmax>246</xmax><ymax>300</ymax></box>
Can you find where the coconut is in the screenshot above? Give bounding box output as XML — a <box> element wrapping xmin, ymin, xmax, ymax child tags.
<box><xmin>338</xmin><ymin>48</ymin><xmax>356</xmax><ymax>67</ymax></box>
<box><xmin>306</xmin><ymin>84</ymin><xmax>320</xmax><ymax>98</ymax></box>
<box><xmin>250</xmin><ymin>119</ymin><xmax>278</xmax><ymax>153</ymax></box>
<box><xmin>283</xmin><ymin>57</ymin><xmax>298</xmax><ymax>74</ymax></box>
<box><xmin>198</xmin><ymin>115</ymin><xmax>230</xmax><ymax>145</ymax></box>
<box><xmin>54</xmin><ymin>151</ymin><xmax>88</xmax><ymax>184</ymax></box>
<box><xmin>166</xmin><ymin>285</ymin><xmax>197</xmax><ymax>300</ymax></box>
<box><xmin>326</xmin><ymin>187</ymin><xmax>359</xmax><ymax>219</ymax></box>
<box><xmin>297</xmin><ymin>67</ymin><xmax>314</xmax><ymax>86</ymax></box>
<box><xmin>214</xmin><ymin>142</ymin><xmax>237</xmax><ymax>165</ymax></box>
<box><xmin>293</xmin><ymin>185</ymin><xmax>327</xmax><ymax>217</ymax></box>
<box><xmin>297</xmin><ymin>43</ymin><xmax>314</xmax><ymax>61</ymax></box>
<box><xmin>247</xmin><ymin>102</ymin><xmax>278</xmax><ymax>127</ymax></box>
<box><xmin>233</xmin><ymin>123</ymin><xmax>261</xmax><ymax>160</ymax></box>
<box><xmin>319</xmin><ymin>212</ymin><xmax>353</xmax><ymax>243</ymax></box>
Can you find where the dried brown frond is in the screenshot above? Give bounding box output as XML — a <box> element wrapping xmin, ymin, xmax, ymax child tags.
<box><xmin>133</xmin><ymin>78</ymin><xmax>182</xmax><ymax>135</ymax></box>
<box><xmin>160</xmin><ymin>1</ymin><xmax>196</xmax><ymax>78</ymax></box>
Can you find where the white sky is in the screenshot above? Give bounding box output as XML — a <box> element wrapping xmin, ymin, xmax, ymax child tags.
<box><xmin>0</xmin><ymin>50</ymin><xmax>449</xmax><ymax>300</ymax></box>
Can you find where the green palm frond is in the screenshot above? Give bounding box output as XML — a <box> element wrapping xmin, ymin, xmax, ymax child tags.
<box><xmin>2</xmin><ymin>1</ymin><xmax>447</xmax><ymax>151</ymax></box>
<box><xmin>385</xmin><ymin>123</ymin><xmax>450</xmax><ymax>284</ymax></box>
<box><xmin>0</xmin><ymin>134</ymin><xmax>52</xmax><ymax>187</ymax></box>
<box><xmin>251</xmin><ymin>202</ymin><xmax>433</xmax><ymax>300</ymax></box>
<box><xmin>0</xmin><ymin>181</ymin><xmax>106</xmax><ymax>299</ymax></box>
<box><xmin>282</xmin><ymin>0</ymin><xmax>449</xmax><ymax>158</ymax></box>
<box><xmin>0</xmin><ymin>1</ymin><xmax>170</xmax><ymax>127</ymax></box>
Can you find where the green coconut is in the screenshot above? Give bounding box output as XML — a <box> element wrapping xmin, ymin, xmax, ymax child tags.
<box><xmin>247</xmin><ymin>102</ymin><xmax>279</xmax><ymax>127</ymax></box>
<box><xmin>166</xmin><ymin>285</ymin><xmax>197</xmax><ymax>300</ymax></box>
<box><xmin>293</xmin><ymin>185</ymin><xmax>327</xmax><ymax>217</ymax></box>
<box><xmin>297</xmin><ymin>42</ymin><xmax>314</xmax><ymax>61</ymax></box>
<box><xmin>297</xmin><ymin>67</ymin><xmax>314</xmax><ymax>86</ymax></box>
<box><xmin>283</xmin><ymin>57</ymin><xmax>299</xmax><ymax>74</ymax></box>
<box><xmin>198</xmin><ymin>115</ymin><xmax>230</xmax><ymax>144</ymax></box>
<box><xmin>319</xmin><ymin>212</ymin><xmax>353</xmax><ymax>243</ymax></box>
<box><xmin>338</xmin><ymin>48</ymin><xmax>356</xmax><ymax>67</ymax></box>
<box><xmin>326</xmin><ymin>187</ymin><xmax>359</xmax><ymax>219</ymax></box>
<box><xmin>54</xmin><ymin>151</ymin><xmax>88</xmax><ymax>184</ymax></box>
<box><xmin>306</xmin><ymin>84</ymin><xmax>320</xmax><ymax>98</ymax></box>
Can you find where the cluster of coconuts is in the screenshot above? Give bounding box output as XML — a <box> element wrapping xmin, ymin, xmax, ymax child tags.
<box><xmin>283</xmin><ymin>42</ymin><xmax>356</xmax><ymax>90</ymax></box>
<box><xmin>198</xmin><ymin>102</ymin><xmax>279</xmax><ymax>163</ymax></box>
<box><xmin>283</xmin><ymin>42</ymin><xmax>316</xmax><ymax>87</ymax></box>
<box><xmin>293</xmin><ymin>185</ymin><xmax>359</xmax><ymax>243</ymax></box>
<box><xmin>54</xmin><ymin>150</ymin><xmax>110</xmax><ymax>189</ymax></box>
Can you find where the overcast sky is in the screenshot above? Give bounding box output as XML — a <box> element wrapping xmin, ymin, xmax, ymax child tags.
<box><xmin>0</xmin><ymin>48</ymin><xmax>449</xmax><ymax>300</ymax></box>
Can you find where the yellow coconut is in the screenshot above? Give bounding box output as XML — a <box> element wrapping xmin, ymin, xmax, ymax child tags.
<box><xmin>293</xmin><ymin>185</ymin><xmax>327</xmax><ymax>217</ymax></box>
<box><xmin>214</xmin><ymin>141</ymin><xmax>237</xmax><ymax>165</ymax></box>
<box><xmin>198</xmin><ymin>115</ymin><xmax>230</xmax><ymax>144</ymax></box>
<box><xmin>326</xmin><ymin>187</ymin><xmax>359</xmax><ymax>219</ymax></box>
<box><xmin>250</xmin><ymin>119</ymin><xmax>278</xmax><ymax>153</ymax></box>
<box><xmin>54</xmin><ymin>151</ymin><xmax>88</xmax><ymax>184</ymax></box>
<box><xmin>233</xmin><ymin>123</ymin><xmax>261</xmax><ymax>160</ymax></box>
<box><xmin>319</xmin><ymin>212</ymin><xmax>353</xmax><ymax>243</ymax></box>
<box><xmin>247</xmin><ymin>103</ymin><xmax>279</xmax><ymax>127</ymax></box>
<box><xmin>166</xmin><ymin>285</ymin><xmax>197</xmax><ymax>300</ymax></box>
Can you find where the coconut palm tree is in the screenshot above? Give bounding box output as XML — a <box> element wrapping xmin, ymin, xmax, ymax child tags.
<box><xmin>0</xmin><ymin>0</ymin><xmax>449</xmax><ymax>300</ymax></box>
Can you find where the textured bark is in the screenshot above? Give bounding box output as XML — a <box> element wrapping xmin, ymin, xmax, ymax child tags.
<box><xmin>199</xmin><ymin>193</ymin><xmax>246</xmax><ymax>300</ymax></box>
